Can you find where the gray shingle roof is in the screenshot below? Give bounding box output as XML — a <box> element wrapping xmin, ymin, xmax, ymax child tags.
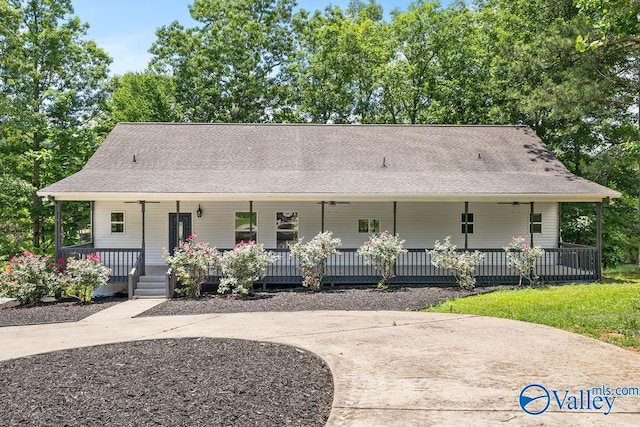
<box><xmin>38</xmin><ymin>123</ymin><xmax>620</xmax><ymax>202</ymax></box>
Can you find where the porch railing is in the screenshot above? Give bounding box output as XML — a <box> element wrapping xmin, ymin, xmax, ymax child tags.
<box><xmin>60</xmin><ymin>245</ymin><xmax>142</xmax><ymax>283</ymax></box>
<box><xmin>63</xmin><ymin>245</ymin><xmax>599</xmax><ymax>291</ymax></box>
<box><xmin>127</xmin><ymin>251</ymin><xmax>144</xmax><ymax>299</ymax></box>
<box><xmin>200</xmin><ymin>246</ymin><xmax>599</xmax><ymax>287</ymax></box>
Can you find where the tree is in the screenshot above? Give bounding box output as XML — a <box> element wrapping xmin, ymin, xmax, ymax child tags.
<box><xmin>102</xmin><ymin>72</ymin><xmax>183</xmax><ymax>126</ymax></box>
<box><xmin>291</xmin><ymin>1</ymin><xmax>391</xmax><ymax>123</ymax></box>
<box><xmin>380</xmin><ymin>0</ymin><xmax>442</xmax><ymax>124</ymax></box>
<box><xmin>150</xmin><ymin>0</ymin><xmax>296</xmax><ymax>123</ymax></box>
<box><xmin>575</xmin><ymin>0</ymin><xmax>640</xmax><ymax>266</ymax></box>
<box><xmin>0</xmin><ymin>0</ymin><xmax>110</xmax><ymax>257</ymax></box>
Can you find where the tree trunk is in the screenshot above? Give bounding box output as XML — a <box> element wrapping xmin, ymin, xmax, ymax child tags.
<box><xmin>637</xmin><ymin>63</ymin><xmax>640</xmax><ymax>271</ymax></box>
<box><xmin>32</xmin><ymin>131</ymin><xmax>41</xmax><ymax>248</ymax></box>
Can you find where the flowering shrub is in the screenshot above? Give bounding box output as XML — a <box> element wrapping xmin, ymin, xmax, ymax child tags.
<box><xmin>290</xmin><ymin>231</ymin><xmax>341</xmax><ymax>291</ymax></box>
<box><xmin>218</xmin><ymin>241</ymin><xmax>279</xmax><ymax>297</ymax></box>
<box><xmin>163</xmin><ymin>234</ymin><xmax>220</xmax><ymax>298</ymax></box>
<box><xmin>429</xmin><ymin>237</ymin><xmax>485</xmax><ymax>290</ymax></box>
<box><xmin>357</xmin><ymin>231</ymin><xmax>407</xmax><ymax>290</ymax></box>
<box><xmin>0</xmin><ymin>251</ymin><xmax>59</xmax><ymax>305</ymax></box>
<box><xmin>64</xmin><ymin>254</ymin><xmax>112</xmax><ymax>303</ymax></box>
<box><xmin>504</xmin><ymin>236</ymin><xmax>545</xmax><ymax>286</ymax></box>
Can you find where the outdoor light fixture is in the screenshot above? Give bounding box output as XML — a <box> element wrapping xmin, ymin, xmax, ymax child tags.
<box><xmin>197</xmin><ymin>204</ymin><xmax>203</xmax><ymax>218</ymax></box>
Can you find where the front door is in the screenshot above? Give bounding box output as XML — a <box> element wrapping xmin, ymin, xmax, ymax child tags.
<box><xmin>169</xmin><ymin>213</ymin><xmax>192</xmax><ymax>255</ymax></box>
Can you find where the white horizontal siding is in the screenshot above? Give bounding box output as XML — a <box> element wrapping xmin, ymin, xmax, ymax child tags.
<box><xmin>93</xmin><ymin>200</ymin><xmax>559</xmax><ymax>266</ymax></box>
<box><xmin>94</xmin><ymin>201</ymin><xmax>143</xmax><ymax>249</ymax></box>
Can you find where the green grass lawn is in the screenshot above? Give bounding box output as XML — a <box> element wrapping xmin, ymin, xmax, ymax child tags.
<box><xmin>425</xmin><ymin>270</ymin><xmax>640</xmax><ymax>351</ymax></box>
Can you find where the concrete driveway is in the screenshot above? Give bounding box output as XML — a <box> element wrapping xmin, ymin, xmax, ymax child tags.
<box><xmin>2</xmin><ymin>299</ymin><xmax>640</xmax><ymax>426</ymax></box>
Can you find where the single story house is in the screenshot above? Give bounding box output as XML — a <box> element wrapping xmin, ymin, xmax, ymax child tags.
<box><xmin>38</xmin><ymin>123</ymin><xmax>620</xmax><ymax>298</ymax></box>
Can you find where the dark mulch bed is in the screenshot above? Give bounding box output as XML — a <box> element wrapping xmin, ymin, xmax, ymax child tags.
<box><xmin>0</xmin><ymin>337</ymin><xmax>332</xmax><ymax>426</ymax></box>
<box><xmin>141</xmin><ymin>285</ymin><xmax>508</xmax><ymax>317</ymax></box>
<box><xmin>0</xmin><ymin>296</ymin><xmax>127</xmax><ymax>327</ymax></box>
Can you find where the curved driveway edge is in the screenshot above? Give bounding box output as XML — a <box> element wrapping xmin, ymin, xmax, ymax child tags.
<box><xmin>2</xmin><ymin>300</ymin><xmax>640</xmax><ymax>426</ymax></box>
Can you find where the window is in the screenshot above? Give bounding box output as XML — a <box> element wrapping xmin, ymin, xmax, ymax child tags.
<box><xmin>461</xmin><ymin>213</ymin><xmax>474</xmax><ymax>234</ymax></box>
<box><xmin>530</xmin><ymin>213</ymin><xmax>542</xmax><ymax>234</ymax></box>
<box><xmin>358</xmin><ymin>218</ymin><xmax>380</xmax><ymax>234</ymax></box>
<box><xmin>235</xmin><ymin>212</ymin><xmax>257</xmax><ymax>243</ymax></box>
<box><xmin>110</xmin><ymin>212</ymin><xmax>125</xmax><ymax>234</ymax></box>
<box><xmin>276</xmin><ymin>212</ymin><xmax>299</xmax><ymax>248</ymax></box>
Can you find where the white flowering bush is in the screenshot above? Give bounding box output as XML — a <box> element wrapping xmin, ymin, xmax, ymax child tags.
<box><xmin>504</xmin><ymin>236</ymin><xmax>545</xmax><ymax>286</ymax></box>
<box><xmin>163</xmin><ymin>234</ymin><xmax>220</xmax><ymax>298</ymax></box>
<box><xmin>429</xmin><ymin>237</ymin><xmax>485</xmax><ymax>290</ymax></box>
<box><xmin>0</xmin><ymin>251</ymin><xmax>60</xmax><ymax>305</ymax></box>
<box><xmin>357</xmin><ymin>231</ymin><xmax>407</xmax><ymax>290</ymax></box>
<box><xmin>290</xmin><ymin>231</ymin><xmax>341</xmax><ymax>291</ymax></box>
<box><xmin>64</xmin><ymin>254</ymin><xmax>112</xmax><ymax>303</ymax></box>
<box><xmin>218</xmin><ymin>241</ymin><xmax>279</xmax><ymax>297</ymax></box>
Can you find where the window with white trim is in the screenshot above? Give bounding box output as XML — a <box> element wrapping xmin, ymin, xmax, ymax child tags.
<box><xmin>110</xmin><ymin>212</ymin><xmax>125</xmax><ymax>234</ymax></box>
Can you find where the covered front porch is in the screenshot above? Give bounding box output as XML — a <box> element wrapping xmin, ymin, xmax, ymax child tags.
<box><xmin>53</xmin><ymin>198</ymin><xmax>605</xmax><ymax>299</ymax></box>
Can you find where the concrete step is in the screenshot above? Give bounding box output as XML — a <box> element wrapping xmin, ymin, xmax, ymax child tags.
<box><xmin>134</xmin><ymin>288</ymin><xmax>166</xmax><ymax>298</ymax></box>
<box><xmin>138</xmin><ymin>275</ymin><xmax>165</xmax><ymax>283</ymax></box>
<box><xmin>134</xmin><ymin>275</ymin><xmax>166</xmax><ymax>298</ymax></box>
<box><xmin>136</xmin><ymin>282</ymin><xmax>165</xmax><ymax>290</ymax></box>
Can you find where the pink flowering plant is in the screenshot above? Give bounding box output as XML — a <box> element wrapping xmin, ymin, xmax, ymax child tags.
<box><xmin>429</xmin><ymin>237</ymin><xmax>485</xmax><ymax>290</ymax></box>
<box><xmin>504</xmin><ymin>236</ymin><xmax>545</xmax><ymax>286</ymax></box>
<box><xmin>0</xmin><ymin>251</ymin><xmax>60</xmax><ymax>305</ymax></box>
<box><xmin>64</xmin><ymin>254</ymin><xmax>111</xmax><ymax>303</ymax></box>
<box><xmin>357</xmin><ymin>231</ymin><xmax>407</xmax><ymax>290</ymax></box>
<box><xmin>290</xmin><ymin>231</ymin><xmax>341</xmax><ymax>291</ymax></box>
<box><xmin>163</xmin><ymin>234</ymin><xmax>220</xmax><ymax>298</ymax></box>
<box><xmin>218</xmin><ymin>241</ymin><xmax>279</xmax><ymax>297</ymax></box>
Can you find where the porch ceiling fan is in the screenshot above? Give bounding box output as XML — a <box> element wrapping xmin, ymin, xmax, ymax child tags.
<box><xmin>317</xmin><ymin>201</ymin><xmax>351</xmax><ymax>206</ymax></box>
<box><xmin>123</xmin><ymin>201</ymin><xmax>161</xmax><ymax>204</ymax></box>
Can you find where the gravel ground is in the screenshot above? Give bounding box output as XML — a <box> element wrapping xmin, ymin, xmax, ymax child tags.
<box><xmin>0</xmin><ymin>296</ymin><xmax>127</xmax><ymax>327</ymax></box>
<box><xmin>141</xmin><ymin>285</ymin><xmax>507</xmax><ymax>317</ymax></box>
<box><xmin>0</xmin><ymin>337</ymin><xmax>333</xmax><ymax>426</ymax></box>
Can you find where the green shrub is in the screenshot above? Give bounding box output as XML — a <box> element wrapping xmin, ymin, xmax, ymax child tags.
<box><xmin>64</xmin><ymin>254</ymin><xmax>111</xmax><ymax>303</ymax></box>
<box><xmin>290</xmin><ymin>231</ymin><xmax>341</xmax><ymax>291</ymax></box>
<box><xmin>357</xmin><ymin>231</ymin><xmax>407</xmax><ymax>290</ymax></box>
<box><xmin>163</xmin><ymin>234</ymin><xmax>220</xmax><ymax>298</ymax></box>
<box><xmin>504</xmin><ymin>236</ymin><xmax>545</xmax><ymax>286</ymax></box>
<box><xmin>429</xmin><ymin>237</ymin><xmax>484</xmax><ymax>290</ymax></box>
<box><xmin>218</xmin><ymin>241</ymin><xmax>278</xmax><ymax>297</ymax></box>
<box><xmin>0</xmin><ymin>251</ymin><xmax>59</xmax><ymax>305</ymax></box>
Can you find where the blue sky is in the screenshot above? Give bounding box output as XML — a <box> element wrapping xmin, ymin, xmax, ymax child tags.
<box><xmin>72</xmin><ymin>0</ymin><xmax>448</xmax><ymax>75</ymax></box>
